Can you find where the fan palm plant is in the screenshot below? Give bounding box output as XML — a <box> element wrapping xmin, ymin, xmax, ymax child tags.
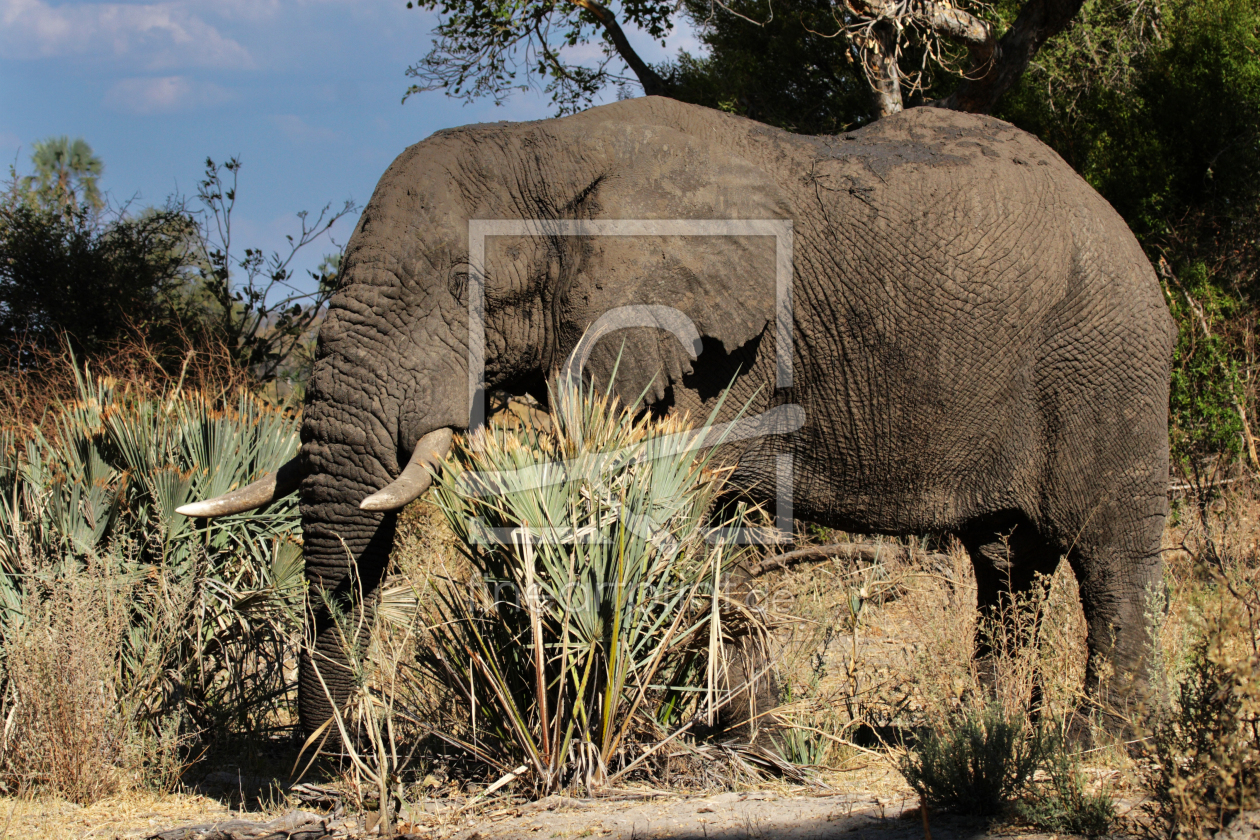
<box><xmin>23</xmin><ymin>136</ymin><xmax>104</xmax><ymax>210</ymax></box>
<box><xmin>0</xmin><ymin>363</ymin><xmax>305</xmax><ymax>746</ymax></box>
<box><xmin>420</xmin><ymin>375</ymin><xmax>774</xmax><ymax>795</ymax></box>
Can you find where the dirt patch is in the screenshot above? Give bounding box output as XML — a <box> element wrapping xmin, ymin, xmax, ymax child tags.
<box><xmin>80</xmin><ymin>760</ymin><xmax>1144</xmax><ymax>840</ymax></box>
<box><xmin>123</xmin><ymin>782</ymin><xmax>1146</xmax><ymax>840</ymax></box>
<box><xmin>0</xmin><ymin>791</ymin><xmax>234</xmax><ymax>840</ymax></box>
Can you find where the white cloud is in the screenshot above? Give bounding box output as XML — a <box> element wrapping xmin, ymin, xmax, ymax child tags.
<box><xmin>270</xmin><ymin>113</ymin><xmax>340</xmax><ymax>143</ymax></box>
<box><xmin>0</xmin><ymin>0</ymin><xmax>254</xmax><ymax>69</ymax></box>
<box><xmin>103</xmin><ymin>75</ymin><xmax>233</xmax><ymax>113</ymax></box>
<box><xmin>662</xmin><ymin>20</ymin><xmax>703</xmax><ymax>57</ymax></box>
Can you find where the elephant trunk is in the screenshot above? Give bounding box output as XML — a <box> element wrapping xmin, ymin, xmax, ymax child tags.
<box><xmin>296</xmin><ymin>313</ymin><xmax>468</xmax><ymax>738</ymax></box>
<box><xmin>296</xmin><ymin>473</ymin><xmax>398</xmax><ymax>740</ymax></box>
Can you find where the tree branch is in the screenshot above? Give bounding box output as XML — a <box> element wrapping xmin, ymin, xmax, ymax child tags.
<box><xmin>569</xmin><ymin>0</ymin><xmax>671</xmax><ymax>96</ymax></box>
<box><xmin>846</xmin><ymin>0</ymin><xmax>994</xmax><ymax>117</ymax></box>
<box><xmin>918</xmin><ymin>0</ymin><xmax>993</xmax><ymax>52</ymax></box>
<box><xmin>935</xmin><ymin>0</ymin><xmax>1084</xmax><ymax>113</ymax></box>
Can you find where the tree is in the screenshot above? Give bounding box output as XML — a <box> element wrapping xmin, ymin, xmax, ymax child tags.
<box><xmin>403</xmin><ymin>0</ymin><xmax>1091</xmax><ymax>118</ymax></box>
<box><xmin>1</xmin><ymin>154</ymin><xmax>357</xmax><ymax>387</ymax></box>
<box><xmin>189</xmin><ymin>158</ymin><xmax>356</xmax><ymax>384</ymax></box>
<box><xmin>22</xmin><ymin>137</ymin><xmax>105</xmax><ymax>212</ymax></box>
<box><xmin>0</xmin><ymin>179</ymin><xmax>195</xmax><ymax>363</ymax></box>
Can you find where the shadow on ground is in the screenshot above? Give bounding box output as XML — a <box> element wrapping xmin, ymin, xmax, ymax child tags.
<box><xmin>424</xmin><ymin>791</ymin><xmax>1105</xmax><ymax>840</ymax></box>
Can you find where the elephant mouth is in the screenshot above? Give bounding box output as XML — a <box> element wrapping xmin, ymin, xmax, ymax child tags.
<box><xmin>175</xmin><ymin>426</ymin><xmax>455</xmax><ymax>520</ymax></box>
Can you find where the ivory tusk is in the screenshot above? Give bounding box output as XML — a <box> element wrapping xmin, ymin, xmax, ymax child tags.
<box><xmin>359</xmin><ymin>427</ymin><xmax>454</xmax><ymax>512</ymax></box>
<box><xmin>176</xmin><ymin>455</ymin><xmax>304</xmax><ymax>518</ymax></box>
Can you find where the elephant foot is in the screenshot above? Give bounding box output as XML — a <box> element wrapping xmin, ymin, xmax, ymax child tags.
<box><xmin>695</xmin><ymin>636</ymin><xmax>783</xmax><ymax>752</ymax></box>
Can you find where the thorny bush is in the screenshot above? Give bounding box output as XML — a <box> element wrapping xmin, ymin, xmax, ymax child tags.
<box><xmin>1148</xmin><ymin>553</ymin><xmax>1260</xmax><ymax>839</ymax></box>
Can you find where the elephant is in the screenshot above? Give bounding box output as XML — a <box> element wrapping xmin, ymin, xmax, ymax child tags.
<box><xmin>179</xmin><ymin>96</ymin><xmax>1175</xmax><ymax>740</ymax></box>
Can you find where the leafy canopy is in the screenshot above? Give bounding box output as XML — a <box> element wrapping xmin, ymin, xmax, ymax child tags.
<box><xmin>658</xmin><ymin>0</ymin><xmax>879</xmax><ymax>133</ymax></box>
<box><xmin>404</xmin><ymin>0</ymin><xmax>677</xmax><ymax>113</ymax></box>
<box><xmin>22</xmin><ymin>136</ymin><xmax>105</xmax><ymax>212</ymax></box>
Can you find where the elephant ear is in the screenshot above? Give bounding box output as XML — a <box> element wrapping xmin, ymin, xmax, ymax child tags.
<box><xmin>559</xmin><ymin>125</ymin><xmax>790</xmax><ymax>411</ymax></box>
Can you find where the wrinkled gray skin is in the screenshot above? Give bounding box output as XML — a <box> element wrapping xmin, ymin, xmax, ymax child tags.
<box><xmin>298</xmin><ymin>97</ymin><xmax>1174</xmax><ymax>737</ymax></box>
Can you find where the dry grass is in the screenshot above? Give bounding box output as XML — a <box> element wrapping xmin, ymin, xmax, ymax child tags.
<box><xmin>0</xmin><ymin>791</ymin><xmax>234</xmax><ymax>840</ymax></box>
<box><xmin>1145</xmin><ymin>483</ymin><xmax>1260</xmax><ymax>839</ymax></box>
<box><xmin>751</xmin><ymin>532</ymin><xmax>1093</xmax><ymax>762</ymax></box>
<box><xmin>0</xmin><ymin>348</ymin><xmax>303</xmax><ymax>807</ymax></box>
<box><xmin>0</xmin><ymin>332</ymin><xmax>265</xmax><ymax>439</ymax></box>
<box><xmin>388</xmin><ymin>508</ymin><xmax>1099</xmax><ymax>779</ymax></box>
<box><xmin>349</xmin><ymin>471</ymin><xmax>1260</xmax><ymax>835</ymax></box>
<box><xmin>0</xmin><ymin>554</ymin><xmax>185</xmax><ymax>805</ymax></box>
<box><xmin>2</xmin><ymin>374</ymin><xmax>1255</xmax><ymax>835</ymax></box>
<box><xmin>8</xmin><ymin>480</ymin><xmax>1255</xmax><ymax>837</ymax></box>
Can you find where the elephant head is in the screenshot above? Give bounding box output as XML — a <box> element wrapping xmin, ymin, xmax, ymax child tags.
<box><xmin>180</xmin><ymin>103</ymin><xmax>794</xmax><ymax>734</ymax></box>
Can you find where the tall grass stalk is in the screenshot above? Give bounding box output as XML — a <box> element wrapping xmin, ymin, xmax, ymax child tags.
<box><xmin>422</xmin><ymin>377</ymin><xmax>772</xmax><ymax>795</ymax></box>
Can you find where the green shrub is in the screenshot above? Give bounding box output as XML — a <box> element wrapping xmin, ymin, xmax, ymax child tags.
<box><xmin>421</xmin><ymin>378</ymin><xmax>772</xmax><ymax>795</ymax></box>
<box><xmin>1016</xmin><ymin>746</ymin><xmax>1117</xmax><ymax>836</ymax></box>
<box><xmin>0</xmin><ymin>365</ymin><xmax>304</xmax><ymax>798</ymax></box>
<box><xmin>900</xmin><ymin>702</ymin><xmax>1044</xmax><ymax>816</ymax></box>
<box><xmin>0</xmin><ymin>181</ymin><xmax>196</xmax><ymax>364</ymax></box>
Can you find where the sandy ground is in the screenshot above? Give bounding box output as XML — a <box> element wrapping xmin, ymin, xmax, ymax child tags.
<box><xmin>0</xmin><ymin>762</ymin><xmax>1145</xmax><ymax>840</ymax></box>
<box><xmin>418</xmin><ymin>789</ymin><xmax>974</xmax><ymax>840</ymax></box>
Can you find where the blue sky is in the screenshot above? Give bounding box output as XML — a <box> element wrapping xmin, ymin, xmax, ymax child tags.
<box><xmin>0</xmin><ymin>0</ymin><xmax>700</xmax><ymax>287</ymax></box>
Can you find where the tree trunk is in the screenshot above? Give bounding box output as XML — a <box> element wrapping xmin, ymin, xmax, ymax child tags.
<box><xmin>571</xmin><ymin>0</ymin><xmax>672</xmax><ymax>97</ymax></box>
<box><xmin>935</xmin><ymin>0</ymin><xmax>1085</xmax><ymax>113</ymax></box>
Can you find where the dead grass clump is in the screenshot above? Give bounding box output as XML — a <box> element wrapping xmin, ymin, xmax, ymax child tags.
<box><xmin>761</xmin><ymin>533</ymin><xmax>1090</xmax><ymax>767</ymax></box>
<box><xmin>0</xmin><ymin>556</ymin><xmax>182</xmax><ymax>803</ymax></box>
<box><xmin>1146</xmin><ymin>553</ymin><xmax>1259</xmax><ymax>839</ymax></box>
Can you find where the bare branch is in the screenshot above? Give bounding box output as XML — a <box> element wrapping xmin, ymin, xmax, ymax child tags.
<box><xmin>746</xmin><ymin>541</ymin><xmax>950</xmax><ymax>577</ymax></box>
<box><xmin>842</xmin><ymin>0</ymin><xmax>996</xmax><ymax>117</ymax></box>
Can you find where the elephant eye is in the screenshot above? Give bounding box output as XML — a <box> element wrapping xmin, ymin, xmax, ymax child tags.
<box><xmin>447</xmin><ymin>263</ymin><xmax>470</xmax><ymax>303</ymax></box>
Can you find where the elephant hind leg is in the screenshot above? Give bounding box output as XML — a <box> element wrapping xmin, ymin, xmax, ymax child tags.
<box><xmin>957</xmin><ymin>515</ymin><xmax>1063</xmax><ymax>715</ymax></box>
<box><xmin>1063</xmin><ymin>504</ymin><xmax>1165</xmax><ymax>736</ymax></box>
